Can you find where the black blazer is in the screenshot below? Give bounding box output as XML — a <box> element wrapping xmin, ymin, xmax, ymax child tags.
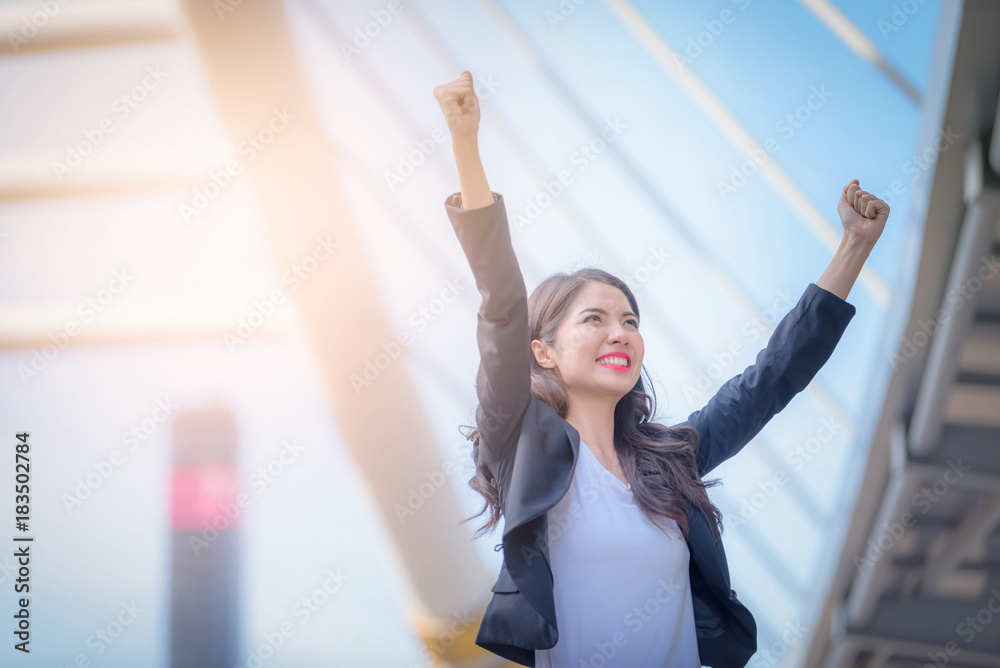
<box><xmin>444</xmin><ymin>191</ymin><xmax>857</xmax><ymax>667</ymax></box>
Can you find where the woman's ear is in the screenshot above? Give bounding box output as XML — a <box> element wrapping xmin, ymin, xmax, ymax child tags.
<box><xmin>531</xmin><ymin>339</ymin><xmax>557</xmax><ymax>369</ymax></box>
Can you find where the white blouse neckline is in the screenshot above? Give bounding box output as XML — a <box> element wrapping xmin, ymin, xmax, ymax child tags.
<box><xmin>580</xmin><ymin>441</ymin><xmax>631</xmax><ymax>491</ymax></box>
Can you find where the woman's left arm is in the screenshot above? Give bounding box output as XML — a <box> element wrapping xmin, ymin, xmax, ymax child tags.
<box><xmin>816</xmin><ymin>179</ymin><xmax>890</xmax><ymax>301</ymax></box>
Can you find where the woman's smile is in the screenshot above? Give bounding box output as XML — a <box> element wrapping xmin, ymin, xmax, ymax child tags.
<box><xmin>596</xmin><ymin>352</ymin><xmax>631</xmax><ymax>372</ymax></box>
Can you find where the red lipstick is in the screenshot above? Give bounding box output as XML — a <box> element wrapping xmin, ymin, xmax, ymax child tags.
<box><xmin>596</xmin><ymin>352</ymin><xmax>631</xmax><ymax>372</ymax></box>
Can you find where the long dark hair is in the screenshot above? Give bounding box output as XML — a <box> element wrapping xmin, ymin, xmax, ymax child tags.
<box><xmin>458</xmin><ymin>267</ymin><xmax>724</xmax><ymax>545</ymax></box>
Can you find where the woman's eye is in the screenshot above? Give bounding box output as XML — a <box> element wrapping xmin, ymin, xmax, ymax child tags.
<box><xmin>586</xmin><ymin>315</ymin><xmax>638</xmax><ymax>327</ymax></box>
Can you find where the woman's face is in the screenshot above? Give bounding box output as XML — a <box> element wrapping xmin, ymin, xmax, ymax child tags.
<box><xmin>532</xmin><ymin>281</ymin><xmax>644</xmax><ymax>402</ymax></box>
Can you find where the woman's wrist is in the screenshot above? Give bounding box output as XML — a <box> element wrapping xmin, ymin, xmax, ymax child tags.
<box><xmin>452</xmin><ymin>133</ymin><xmax>480</xmax><ymax>157</ymax></box>
<box><xmin>815</xmin><ymin>233</ymin><xmax>872</xmax><ymax>300</ymax></box>
<box><xmin>842</xmin><ymin>230</ymin><xmax>875</xmax><ymax>258</ymax></box>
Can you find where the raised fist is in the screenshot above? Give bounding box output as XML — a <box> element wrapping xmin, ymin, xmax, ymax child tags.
<box><xmin>433</xmin><ymin>71</ymin><xmax>480</xmax><ymax>140</ymax></box>
<box><xmin>838</xmin><ymin>179</ymin><xmax>889</xmax><ymax>249</ymax></box>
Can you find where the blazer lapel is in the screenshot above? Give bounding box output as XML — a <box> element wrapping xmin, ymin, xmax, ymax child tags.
<box><xmin>686</xmin><ymin>501</ymin><xmax>731</xmax><ymax>601</ymax></box>
<box><xmin>498</xmin><ymin>396</ymin><xmax>577</xmax><ymax>631</ymax></box>
<box><xmin>500</xmin><ymin>396</ymin><xmax>578</xmax><ymax>540</ymax></box>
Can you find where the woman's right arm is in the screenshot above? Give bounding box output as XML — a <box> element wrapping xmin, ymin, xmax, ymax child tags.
<box><xmin>435</xmin><ymin>72</ymin><xmax>531</xmax><ymax>475</ymax></box>
<box><xmin>435</xmin><ymin>71</ymin><xmax>493</xmax><ymax>211</ymax></box>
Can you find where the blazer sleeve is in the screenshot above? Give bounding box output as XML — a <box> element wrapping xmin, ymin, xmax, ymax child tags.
<box><xmin>444</xmin><ymin>191</ymin><xmax>532</xmax><ymax>476</ymax></box>
<box><xmin>676</xmin><ymin>282</ymin><xmax>857</xmax><ymax>478</ymax></box>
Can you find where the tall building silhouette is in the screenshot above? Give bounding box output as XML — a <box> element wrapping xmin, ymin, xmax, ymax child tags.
<box><xmin>169</xmin><ymin>405</ymin><xmax>242</xmax><ymax>668</ymax></box>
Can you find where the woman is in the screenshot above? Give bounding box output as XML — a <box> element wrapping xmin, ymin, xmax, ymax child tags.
<box><xmin>433</xmin><ymin>71</ymin><xmax>888</xmax><ymax>668</ymax></box>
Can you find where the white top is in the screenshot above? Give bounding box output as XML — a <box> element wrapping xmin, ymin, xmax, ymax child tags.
<box><xmin>534</xmin><ymin>441</ymin><xmax>702</xmax><ymax>668</ymax></box>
